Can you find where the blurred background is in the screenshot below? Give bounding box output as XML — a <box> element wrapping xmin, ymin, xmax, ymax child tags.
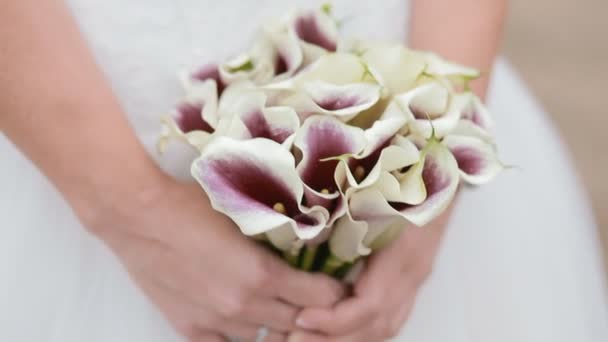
<box><xmin>503</xmin><ymin>0</ymin><xmax>607</xmax><ymax>265</ymax></box>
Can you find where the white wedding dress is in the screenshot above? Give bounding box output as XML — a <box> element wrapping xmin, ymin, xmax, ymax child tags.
<box><xmin>1</xmin><ymin>0</ymin><xmax>607</xmax><ymax>341</ymax></box>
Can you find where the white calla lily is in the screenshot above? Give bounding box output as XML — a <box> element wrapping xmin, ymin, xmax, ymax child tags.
<box><xmin>267</xmin><ymin>53</ymin><xmax>371</xmax><ymax>89</ymax></box>
<box><xmin>219</xmin><ymin>48</ymin><xmax>274</xmax><ymax>86</ymax></box>
<box><xmin>359</xmin><ymin>42</ymin><xmax>427</xmax><ymax>95</ymax></box>
<box><xmin>420</xmin><ymin>51</ymin><xmax>481</xmax><ymax>86</ymax></box>
<box><xmin>395</xmin><ymin>82</ymin><xmax>465</xmax><ymax>139</ymax></box>
<box><xmin>329</xmin><ymin>212</ymin><xmax>371</xmax><ymax>262</ymax></box>
<box><xmin>192</xmin><ymin>137</ymin><xmax>328</xmax><ymax>240</ymax></box>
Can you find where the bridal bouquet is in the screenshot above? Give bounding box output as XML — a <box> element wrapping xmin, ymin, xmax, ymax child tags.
<box><xmin>158</xmin><ymin>5</ymin><xmax>502</xmax><ymax>277</ymax></box>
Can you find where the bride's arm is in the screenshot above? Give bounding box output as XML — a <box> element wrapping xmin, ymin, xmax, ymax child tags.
<box><xmin>0</xmin><ymin>0</ymin><xmax>163</xmax><ymax>218</ymax></box>
<box><xmin>292</xmin><ymin>0</ymin><xmax>507</xmax><ymax>340</ymax></box>
<box><xmin>410</xmin><ymin>0</ymin><xmax>508</xmax><ymax>97</ymax></box>
<box><xmin>0</xmin><ymin>1</ymin><xmax>345</xmax><ymax>340</ymax></box>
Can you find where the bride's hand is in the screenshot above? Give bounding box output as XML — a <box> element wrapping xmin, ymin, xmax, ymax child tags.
<box><xmin>290</xmin><ymin>212</ymin><xmax>451</xmax><ymax>342</ymax></box>
<box><xmin>84</xmin><ymin>177</ymin><xmax>346</xmax><ymax>342</ymax></box>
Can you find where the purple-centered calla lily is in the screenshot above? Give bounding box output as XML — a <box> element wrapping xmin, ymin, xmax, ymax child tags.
<box><xmin>349</xmin><ymin>138</ymin><xmax>460</xmax><ymax>228</ymax></box>
<box><xmin>440</xmin><ymin>92</ymin><xmax>502</xmax><ymax>185</ymax></box>
<box><xmin>191</xmin><ymin>137</ymin><xmax>328</xmax><ymax>240</ymax></box>
<box><xmin>181</xmin><ymin>63</ymin><xmax>226</xmax><ymax>96</ymax></box>
<box><xmin>264</xmin><ymin>28</ymin><xmax>305</xmax><ymax>80</ymax></box>
<box><xmin>282</xmin><ymin>80</ymin><xmax>382</xmax><ymax>121</ymax></box>
<box><xmin>294</xmin><ymin>115</ymin><xmax>367</xmax><ymax>226</ymax></box>
<box><xmin>158</xmin><ymin>80</ymin><xmax>219</xmax><ymax>152</ymax></box>
<box><xmin>443</xmin><ymin>134</ymin><xmax>502</xmax><ymax>185</ymax></box>
<box><xmin>221</xmin><ymin>89</ymin><xmax>300</xmax><ymax>146</ymax></box>
<box><xmin>292</xmin><ymin>7</ymin><xmax>338</xmax><ymax>53</ymax></box>
<box><xmin>451</xmin><ymin>92</ymin><xmax>496</xmax><ymax>141</ymax></box>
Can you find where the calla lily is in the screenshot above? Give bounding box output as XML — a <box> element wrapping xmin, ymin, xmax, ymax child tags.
<box><xmin>337</xmin><ymin>102</ymin><xmax>420</xmax><ymax>191</ymax></box>
<box><xmin>294</xmin><ymin>115</ymin><xmax>367</xmax><ymax>225</ymax></box>
<box><xmin>358</xmin><ymin>43</ymin><xmax>428</xmax><ymax>95</ymax></box>
<box><xmin>219</xmin><ymin>50</ymin><xmax>274</xmax><ymax>86</ymax></box>
<box><xmin>180</xmin><ymin>63</ymin><xmax>226</xmax><ymax>96</ymax></box>
<box><xmin>282</xmin><ymin>81</ymin><xmax>382</xmax><ymax>121</ymax></box>
<box><xmin>420</xmin><ymin>52</ymin><xmax>481</xmax><ymax>87</ymax></box>
<box><xmin>221</xmin><ymin>89</ymin><xmax>300</xmax><ymax>145</ymax></box>
<box><xmin>330</xmin><ymin>212</ymin><xmax>409</xmax><ymax>263</ymax></box>
<box><xmin>292</xmin><ymin>8</ymin><xmax>338</xmax><ymax>53</ymax></box>
<box><xmin>267</xmin><ymin>53</ymin><xmax>372</xmax><ymax>89</ymax></box>
<box><xmin>453</xmin><ymin>92</ymin><xmax>495</xmax><ymax>141</ymax></box>
<box><xmin>191</xmin><ymin>137</ymin><xmax>328</xmax><ymax>240</ymax></box>
<box><xmin>261</xmin><ymin>6</ymin><xmax>338</xmax><ymax>78</ymax></box>
<box><xmin>395</xmin><ymin>82</ymin><xmax>464</xmax><ymax>139</ymax></box>
<box><xmin>265</xmin><ymin>29</ymin><xmax>304</xmax><ymax>80</ymax></box>
<box><xmin>350</xmin><ymin>139</ymin><xmax>460</xmax><ymax>227</ymax></box>
<box><xmin>158</xmin><ymin>80</ymin><xmax>218</xmax><ymax>152</ymax></box>
<box><xmin>329</xmin><ymin>211</ymin><xmax>371</xmax><ymax>262</ymax></box>
<box><xmin>442</xmin><ymin>135</ymin><xmax>502</xmax><ymax>185</ymax></box>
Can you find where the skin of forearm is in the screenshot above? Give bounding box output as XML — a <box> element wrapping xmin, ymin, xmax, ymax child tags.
<box><xmin>0</xmin><ymin>0</ymin><xmax>167</xmax><ymax>228</ymax></box>
<box><xmin>409</xmin><ymin>0</ymin><xmax>508</xmax><ymax>97</ymax></box>
<box><xmin>403</xmin><ymin>0</ymin><xmax>506</xmax><ymax>250</ymax></box>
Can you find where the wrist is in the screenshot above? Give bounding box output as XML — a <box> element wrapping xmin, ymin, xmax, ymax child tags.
<box><xmin>68</xmin><ymin>156</ymin><xmax>174</xmax><ymax>238</ymax></box>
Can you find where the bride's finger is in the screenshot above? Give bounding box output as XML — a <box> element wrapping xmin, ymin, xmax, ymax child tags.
<box><xmin>273</xmin><ymin>265</ymin><xmax>347</xmax><ymax>307</ymax></box>
<box><xmin>241</xmin><ymin>297</ymin><xmax>299</xmax><ymax>332</ymax></box>
<box><xmin>192</xmin><ymin>329</ymin><xmax>228</xmax><ymax>342</ymax></box>
<box><xmin>387</xmin><ymin>274</ymin><xmax>418</xmax><ymax>335</ymax></box>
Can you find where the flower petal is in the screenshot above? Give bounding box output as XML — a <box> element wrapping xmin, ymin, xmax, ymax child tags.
<box><xmin>340</xmin><ymin>105</ymin><xmax>419</xmax><ymax>190</ymax></box>
<box><xmin>158</xmin><ymin>81</ymin><xmax>218</xmax><ymax>152</ymax></box>
<box><xmin>395</xmin><ymin>82</ymin><xmax>462</xmax><ymax>138</ymax></box>
<box><xmin>305</xmin><ymin>81</ymin><xmax>381</xmax><ymax>116</ymax></box>
<box><xmin>222</xmin><ymin>90</ymin><xmax>300</xmax><ymax>144</ymax></box>
<box><xmin>293</xmin><ymin>9</ymin><xmax>338</xmax><ymax>52</ymax></box>
<box><xmin>350</xmin><ymin>140</ymin><xmax>460</xmax><ymax>227</ymax></box>
<box><xmin>267</xmin><ymin>53</ymin><xmax>368</xmax><ymax>89</ymax></box>
<box><xmin>182</xmin><ymin>64</ymin><xmax>226</xmax><ymax>95</ymax></box>
<box><xmin>442</xmin><ymin>135</ymin><xmax>502</xmax><ymax>184</ymax></box>
<box><xmin>329</xmin><ymin>213</ymin><xmax>371</xmax><ymax>262</ymax></box>
<box><xmin>421</xmin><ymin>52</ymin><xmax>481</xmax><ymax>86</ymax></box>
<box><xmin>284</xmin><ymin>81</ymin><xmax>382</xmax><ymax>121</ymax></box>
<box><xmin>359</xmin><ymin>43</ymin><xmax>427</xmax><ymax>95</ymax></box>
<box><xmin>263</xmin><ymin>29</ymin><xmax>304</xmax><ymax>79</ymax></box>
<box><xmin>295</xmin><ymin>115</ymin><xmax>366</xmax><ymax>195</ymax></box>
<box><xmin>459</xmin><ymin>92</ymin><xmax>495</xmax><ymax>135</ymax></box>
<box><xmin>347</xmin><ymin>187</ymin><xmax>409</xmax><ymax>242</ymax></box>
<box><xmin>191</xmin><ymin>137</ymin><xmax>327</xmax><ymax>239</ymax></box>
<box><xmin>390</xmin><ymin>141</ymin><xmax>460</xmax><ymax>226</ymax></box>
<box><xmin>219</xmin><ymin>50</ymin><xmax>274</xmax><ymax>86</ymax></box>
<box><xmin>265</xmin><ymin>223</ymin><xmax>299</xmax><ymax>251</ymax></box>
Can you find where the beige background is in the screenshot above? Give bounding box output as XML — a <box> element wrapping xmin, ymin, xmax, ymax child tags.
<box><xmin>503</xmin><ymin>0</ymin><xmax>607</xmax><ymax>265</ymax></box>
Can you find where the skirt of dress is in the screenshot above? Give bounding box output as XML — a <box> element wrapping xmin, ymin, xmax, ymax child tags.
<box><xmin>1</xmin><ymin>59</ymin><xmax>607</xmax><ymax>342</ymax></box>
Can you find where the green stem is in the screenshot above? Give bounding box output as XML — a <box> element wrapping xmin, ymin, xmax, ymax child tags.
<box><xmin>321</xmin><ymin>254</ymin><xmax>345</xmax><ymax>276</ymax></box>
<box><xmin>301</xmin><ymin>245</ymin><xmax>318</xmax><ymax>271</ymax></box>
<box><xmin>283</xmin><ymin>250</ymin><xmax>299</xmax><ymax>267</ymax></box>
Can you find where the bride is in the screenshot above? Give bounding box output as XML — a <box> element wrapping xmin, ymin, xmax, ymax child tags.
<box><xmin>1</xmin><ymin>0</ymin><xmax>607</xmax><ymax>341</ymax></box>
